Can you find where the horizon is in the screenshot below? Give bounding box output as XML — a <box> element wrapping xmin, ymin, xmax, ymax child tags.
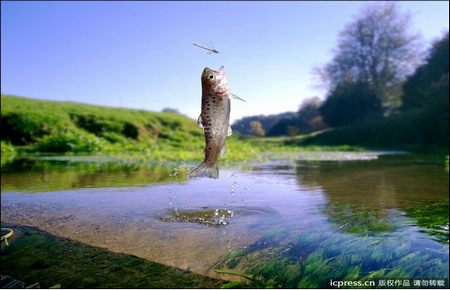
<box><xmin>1</xmin><ymin>1</ymin><xmax>449</xmax><ymax>122</ymax></box>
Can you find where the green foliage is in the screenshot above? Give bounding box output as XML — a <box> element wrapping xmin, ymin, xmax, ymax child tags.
<box><xmin>221</xmin><ymin>281</ymin><xmax>248</xmax><ymax>288</ymax></box>
<box><xmin>300</xmin><ymin>109</ymin><xmax>448</xmax><ymax>152</ymax></box>
<box><xmin>305</xmin><ymin>13</ymin><xmax>447</xmax><ymax>151</ymax></box>
<box><xmin>34</xmin><ymin>130</ymin><xmax>106</xmax><ymax>153</ymax></box>
<box><xmin>402</xmin><ymin>33</ymin><xmax>449</xmax><ymax>110</ymax></box>
<box><xmin>232</xmin><ymin>112</ymin><xmax>298</xmax><ymax>136</ymax></box>
<box><xmin>320</xmin><ymin>82</ymin><xmax>383</xmax><ymax>127</ymax></box>
<box><xmin>1</xmin><ymin>95</ymin><xmax>200</xmax><ymax>148</ymax></box>
<box><xmin>319</xmin><ymin>2</ymin><xmax>422</xmax><ymax>110</ymax></box>
<box><xmin>249</xmin><ymin>120</ymin><xmax>265</xmax><ymax>137</ymax></box>
<box><xmin>419</xmin><ymin>74</ymin><xmax>449</xmax><ymax>147</ymax></box>
<box><xmin>0</xmin><ymin>95</ymin><xmax>378</xmax><ymax>163</ymax></box>
<box><xmin>268</xmin><ymin>97</ymin><xmax>328</xmax><ymax>137</ymax></box>
<box><xmin>234</xmin><ymin>97</ymin><xmax>328</xmax><ymax>138</ymax></box>
<box><xmin>267</xmin><ymin>117</ymin><xmax>298</xmax><ymax>137</ymax></box>
<box><xmin>1</xmin><ymin>141</ymin><xmax>16</xmax><ymax>165</ymax></box>
<box><xmin>401</xmin><ymin>33</ymin><xmax>449</xmax><ymax>148</ymax></box>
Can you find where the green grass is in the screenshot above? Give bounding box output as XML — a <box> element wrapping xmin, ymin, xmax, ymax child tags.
<box><xmin>1</xmin><ymin>95</ymin><xmax>369</xmax><ymax>165</ymax></box>
<box><xmin>1</xmin><ymin>94</ymin><xmax>203</xmax><ymax>147</ymax></box>
<box><xmin>0</xmin><ymin>94</ymin><xmax>205</xmax><ymax>161</ymax></box>
<box><xmin>1</xmin><ymin>141</ymin><xmax>16</xmax><ymax>165</ymax></box>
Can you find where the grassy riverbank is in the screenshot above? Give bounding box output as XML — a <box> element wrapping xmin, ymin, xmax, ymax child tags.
<box><xmin>2</xmin><ymin>95</ymin><xmax>447</xmax><ymax>168</ymax></box>
<box><xmin>1</xmin><ymin>95</ymin><xmax>366</xmax><ymax>166</ymax></box>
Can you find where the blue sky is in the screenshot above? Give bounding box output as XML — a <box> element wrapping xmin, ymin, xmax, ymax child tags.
<box><xmin>1</xmin><ymin>1</ymin><xmax>449</xmax><ymax>122</ymax></box>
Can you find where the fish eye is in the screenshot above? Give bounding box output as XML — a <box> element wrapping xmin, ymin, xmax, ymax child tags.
<box><xmin>208</xmin><ymin>74</ymin><xmax>215</xmax><ymax>80</ymax></box>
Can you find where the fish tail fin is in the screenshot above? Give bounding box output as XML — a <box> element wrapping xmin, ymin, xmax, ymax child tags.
<box><xmin>189</xmin><ymin>161</ymin><xmax>219</xmax><ymax>179</ymax></box>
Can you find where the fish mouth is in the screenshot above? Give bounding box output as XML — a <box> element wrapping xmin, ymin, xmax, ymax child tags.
<box><xmin>215</xmin><ymin>90</ymin><xmax>229</xmax><ymax>97</ymax></box>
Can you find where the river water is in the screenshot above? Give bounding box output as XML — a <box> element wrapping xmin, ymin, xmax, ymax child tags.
<box><xmin>1</xmin><ymin>152</ymin><xmax>448</xmax><ymax>287</ymax></box>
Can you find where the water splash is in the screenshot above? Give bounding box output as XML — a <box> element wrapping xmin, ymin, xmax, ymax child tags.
<box><xmin>167</xmin><ymin>161</ymin><xmax>189</xmax><ymax>214</ymax></box>
<box><xmin>168</xmin><ymin>192</ymin><xmax>178</xmax><ymax>213</ymax></box>
<box><xmin>229</xmin><ymin>172</ymin><xmax>240</xmax><ymax>195</ymax></box>
<box><xmin>170</xmin><ymin>160</ymin><xmax>187</xmax><ymax>181</ymax></box>
<box><xmin>230</xmin><ymin>181</ymin><xmax>239</xmax><ymax>195</ymax></box>
<box><xmin>160</xmin><ymin>208</ymin><xmax>234</xmax><ymax>226</ymax></box>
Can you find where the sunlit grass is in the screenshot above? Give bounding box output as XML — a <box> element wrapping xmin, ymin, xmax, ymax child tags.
<box><xmin>1</xmin><ymin>95</ymin><xmax>391</xmax><ymax>169</ymax></box>
<box><xmin>1</xmin><ymin>141</ymin><xmax>16</xmax><ymax>166</ymax></box>
<box><xmin>2</xmin><ymin>95</ymin><xmax>372</xmax><ymax>166</ymax></box>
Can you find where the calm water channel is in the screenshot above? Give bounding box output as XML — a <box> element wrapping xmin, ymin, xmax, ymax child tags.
<box><xmin>1</xmin><ymin>152</ymin><xmax>448</xmax><ymax>287</ymax></box>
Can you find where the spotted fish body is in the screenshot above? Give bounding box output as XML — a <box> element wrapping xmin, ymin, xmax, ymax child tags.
<box><xmin>189</xmin><ymin>66</ymin><xmax>231</xmax><ymax>179</ymax></box>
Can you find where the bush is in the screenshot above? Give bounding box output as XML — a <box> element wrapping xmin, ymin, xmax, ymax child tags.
<box><xmin>2</xmin><ymin>113</ymin><xmax>53</xmax><ymax>145</ymax></box>
<box><xmin>102</xmin><ymin>132</ymin><xmax>130</xmax><ymax>144</ymax></box>
<box><xmin>34</xmin><ymin>130</ymin><xmax>106</xmax><ymax>153</ymax></box>
<box><xmin>1</xmin><ymin>141</ymin><xmax>16</xmax><ymax>165</ymax></box>
<box><xmin>320</xmin><ymin>82</ymin><xmax>383</xmax><ymax>127</ymax></box>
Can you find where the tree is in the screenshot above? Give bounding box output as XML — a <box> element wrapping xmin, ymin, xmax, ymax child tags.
<box><xmin>231</xmin><ymin>112</ymin><xmax>297</xmax><ymax>136</ymax></box>
<box><xmin>162</xmin><ymin>108</ymin><xmax>181</xmax><ymax>114</ymax></box>
<box><xmin>297</xmin><ymin>97</ymin><xmax>328</xmax><ymax>133</ymax></box>
<box><xmin>401</xmin><ymin>33</ymin><xmax>449</xmax><ymax>146</ymax></box>
<box><xmin>320</xmin><ymin>82</ymin><xmax>382</xmax><ymax>127</ymax></box>
<box><xmin>286</xmin><ymin>126</ymin><xmax>300</xmax><ymax>137</ymax></box>
<box><xmin>421</xmin><ymin>73</ymin><xmax>449</xmax><ymax>146</ymax></box>
<box><xmin>402</xmin><ymin>33</ymin><xmax>449</xmax><ymax>109</ymax></box>
<box><xmin>317</xmin><ymin>2</ymin><xmax>422</xmax><ymax>111</ymax></box>
<box><xmin>267</xmin><ymin>117</ymin><xmax>297</xmax><ymax>136</ymax></box>
<box><xmin>249</xmin><ymin>121</ymin><xmax>265</xmax><ymax>137</ymax></box>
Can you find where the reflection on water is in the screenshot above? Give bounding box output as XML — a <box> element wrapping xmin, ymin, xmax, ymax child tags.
<box><xmin>1</xmin><ymin>157</ymin><xmax>187</xmax><ymax>192</ymax></box>
<box><xmin>1</xmin><ymin>152</ymin><xmax>448</xmax><ymax>286</ymax></box>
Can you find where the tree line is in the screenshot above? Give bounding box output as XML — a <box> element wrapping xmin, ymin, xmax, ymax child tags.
<box><xmin>232</xmin><ymin>2</ymin><xmax>448</xmax><ymax>148</ymax></box>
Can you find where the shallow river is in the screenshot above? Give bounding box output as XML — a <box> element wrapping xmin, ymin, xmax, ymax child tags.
<box><xmin>1</xmin><ymin>152</ymin><xmax>448</xmax><ymax>287</ymax></box>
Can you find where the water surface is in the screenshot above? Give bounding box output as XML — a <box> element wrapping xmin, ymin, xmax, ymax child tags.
<box><xmin>1</xmin><ymin>152</ymin><xmax>448</xmax><ymax>287</ymax></box>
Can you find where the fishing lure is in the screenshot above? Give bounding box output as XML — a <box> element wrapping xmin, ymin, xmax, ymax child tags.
<box><xmin>193</xmin><ymin>43</ymin><xmax>219</xmax><ymax>54</ymax></box>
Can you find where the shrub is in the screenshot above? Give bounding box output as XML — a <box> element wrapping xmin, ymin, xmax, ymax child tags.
<box><xmin>1</xmin><ymin>113</ymin><xmax>53</xmax><ymax>145</ymax></box>
<box><xmin>1</xmin><ymin>141</ymin><xmax>16</xmax><ymax>165</ymax></box>
<box><xmin>34</xmin><ymin>130</ymin><xmax>106</xmax><ymax>153</ymax></box>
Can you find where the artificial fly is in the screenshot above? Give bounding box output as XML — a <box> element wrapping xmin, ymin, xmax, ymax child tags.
<box><xmin>193</xmin><ymin>43</ymin><xmax>219</xmax><ymax>54</ymax></box>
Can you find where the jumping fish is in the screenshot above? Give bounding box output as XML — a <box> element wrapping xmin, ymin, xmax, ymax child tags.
<box><xmin>190</xmin><ymin>66</ymin><xmax>232</xmax><ymax>179</ymax></box>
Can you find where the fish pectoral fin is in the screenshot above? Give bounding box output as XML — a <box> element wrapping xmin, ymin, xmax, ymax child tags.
<box><xmin>229</xmin><ymin>93</ymin><xmax>246</xmax><ymax>102</ymax></box>
<box><xmin>197</xmin><ymin>115</ymin><xmax>204</xmax><ymax>129</ymax></box>
<box><xmin>227</xmin><ymin>126</ymin><xmax>232</xmax><ymax>137</ymax></box>
<box><xmin>220</xmin><ymin>145</ymin><xmax>227</xmax><ymax>158</ymax></box>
